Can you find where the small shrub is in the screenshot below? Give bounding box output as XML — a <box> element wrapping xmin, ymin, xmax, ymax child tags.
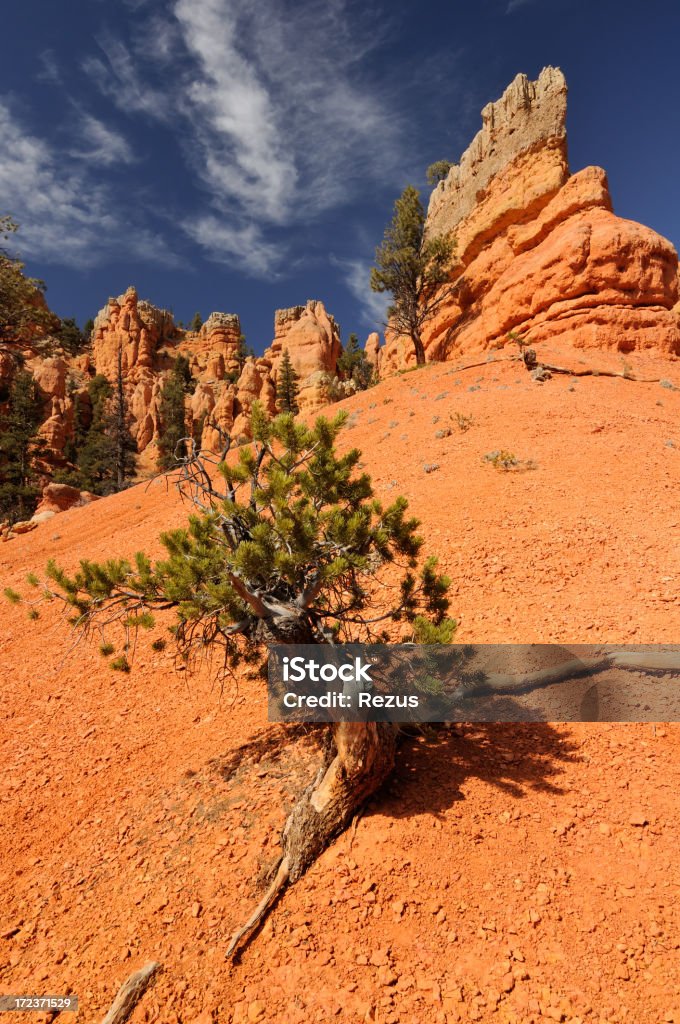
<box><xmin>452</xmin><ymin>412</ymin><xmax>474</xmax><ymax>432</ymax></box>
<box><xmin>4</xmin><ymin>587</ymin><xmax>21</xmax><ymax>605</ymax></box>
<box><xmin>110</xmin><ymin>656</ymin><xmax>131</xmax><ymax>673</ymax></box>
<box><xmin>100</xmin><ymin>642</ymin><xmax>115</xmax><ymax>657</ymax></box>
<box><xmin>151</xmin><ymin>638</ymin><xmax>167</xmax><ymax>652</ymax></box>
<box><xmin>660</xmin><ymin>379</ymin><xmax>676</xmax><ymax>390</ymax></box>
<box><xmin>435</xmin><ymin>428</ymin><xmax>452</xmax><ymax>439</ymax></box>
<box><xmin>423</xmin><ymin>463</ymin><xmax>440</xmax><ymax>474</ymax></box>
<box><xmin>27</xmin><ymin>608</ymin><xmax>40</xmax><ymax>621</ymax></box>
<box><xmin>26</xmin><ymin>573</ymin><xmax>39</xmax><ymax>588</ymax></box>
<box><xmin>382</xmin><ymin>397</ymin><xmax>393</xmax><ymax>405</ymax></box>
<box><xmin>484</xmin><ymin>450</ymin><xmax>518</xmax><ymax>471</ymax></box>
<box><xmin>484</xmin><ymin>450</ymin><xmax>537</xmax><ymax>472</ymax></box>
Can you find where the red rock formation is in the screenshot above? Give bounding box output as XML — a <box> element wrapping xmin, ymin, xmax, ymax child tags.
<box><xmin>178</xmin><ymin>313</ymin><xmax>242</xmax><ymax>382</ymax></box>
<box><xmin>380</xmin><ymin>67</ymin><xmax>680</xmax><ymax>371</ymax></box>
<box><xmin>264</xmin><ymin>300</ymin><xmax>342</xmax><ymax>413</ymax></box>
<box><xmin>36</xmin><ymin>482</ymin><xmax>100</xmax><ymax>515</ymax></box>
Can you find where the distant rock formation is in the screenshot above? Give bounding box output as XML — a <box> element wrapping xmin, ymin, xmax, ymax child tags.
<box><xmin>380</xmin><ymin>67</ymin><xmax>680</xmax><ymax>372</ymax></box>
<box><xmin>263</xmin><ymin>300</ymin><xmax>343</xmax><ymax>414</ymax></box>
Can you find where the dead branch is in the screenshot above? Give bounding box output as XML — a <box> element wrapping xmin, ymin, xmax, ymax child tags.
<box><xmin>100</xmin><ymin>961</ymin><xmax>161</xmax><ymax>1024</ymax></box>
<box><xmin>226</xmin><ymin>857</ymin><xmax>291</xmax><ymax>958</ymax></box>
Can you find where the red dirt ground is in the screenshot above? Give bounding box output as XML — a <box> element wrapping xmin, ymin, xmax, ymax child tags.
<box><xmin>1</xmin><ymin>348</ymin><xmax>680</xmax><ymax>1024</ymax></box>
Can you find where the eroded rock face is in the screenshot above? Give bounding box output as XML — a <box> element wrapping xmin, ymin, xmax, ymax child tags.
<box><xmin>264</xmin><ymin>299</ymin><xmax>342</xmax><ymax>413</ymax></box>
<box><xmin>381</xmin><ymin>67</ymin><xmax>680</xmax><ymax>370</ymax></box>
<box><xmin>93</xmin><ymin>286</ymin><xmax>172</xmax><ymax>377</ymax></box>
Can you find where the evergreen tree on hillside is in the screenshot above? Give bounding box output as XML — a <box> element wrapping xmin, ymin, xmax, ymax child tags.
<box><xmin>338</xmin><ymin>333</ymin><xmax>374</xmax><ymax>390</ymax></box>
<box><xmin>276</xmin><ymin>348</ymin><xmax>300</xmax><ymax>414</ymax></box>
<box><xmin>42</xmin><ymin>405</ymin><xmax>455</xmax><ymax>954</ymax></box>
<box><xmin>0</xmin><ymin>216</ymin><xmax>53</xmax><ymax>348</ymax></box>
<box><xmin>157</xmin><ymin>357</ymin><xmax>195</xmax><ymax>470</ymax></box>
<box><xmin>370</xmin><ymin>185</ymin><xmax>455</xmax><ymax>365</ymax></box>
<box><xmin>72</xmin><ymin>357</ymin><xmax>136</xmax><ymax>495</ymax></box>
<box><xmin>113</xmin><ymin>347</ymin><xmax>136</xmax><ymax>490</ymax></box>
<box><xmin>189</xmin><ymin>312</ymin><xmax>203</xmax><ymax>332</ymax></box>
<box><xmin>0</xmin><ymin>370</ymin><xmax>47</xmax><ymax>522</ymax></box>
<box><xmin>57</xmin><ymin>318</ymin><xmax>86</xmax><ymax>355</ymax></box>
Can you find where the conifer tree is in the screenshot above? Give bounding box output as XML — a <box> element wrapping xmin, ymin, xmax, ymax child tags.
<box><xmin>370</xmin><ymin>185</ymin><xmax>455</xmax><ymax>364</ymax></box>
<box><xmin>0</xmin><ymin>369</ymin><xmax>47</xmax><ymax>522</ymax></box>
<box><xmin>43</xmin><ymin>405</ymin><xmax>455</xmax><ymax>953</ymax></box>
<box><xmin>338</xmin><ymin>333</ymin><xmax>374</xmax><ymax>389</ymax></box>
<box><xmin>72</xmin><ymin>360</ymin><xmax>136</xmax><ymax>495</ymax></box>
<box><xmin>276</xmin><ymin>348</ymin><xmax>300</xmax><ymax>414</ymax></box>
<box><xmin>57</xmin><ymin>317</ymin><xmax>86</xmax><ymax>355</ymax></box>
<box><xmin>189</xmin><ymin>312</ymin><xmax>203</xmax><ymax>332</ymax></box>
<box><xmin>157</xmin><ymin>357</ymin><xmax>194</xmax><ymax>470</ymax></box>
<box><xmin>0</xmin><ymin>216</ymin><xmax>53</xmax><ymax>348</ymax></box>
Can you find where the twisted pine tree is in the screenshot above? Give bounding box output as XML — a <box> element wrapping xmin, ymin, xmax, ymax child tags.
<box><xmin>45</xmin><ymin>404</ymin><xmax>455</xmax><ymax>952</ymax></box>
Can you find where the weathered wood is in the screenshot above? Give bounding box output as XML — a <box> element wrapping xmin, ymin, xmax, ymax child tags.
<box><xmin>226</xmin><ymin>721</ymin><xmax>397</xmax><ymax>959</ymax></box>
<box><xmin>100</xmin><ymin>962</ymin><xmax>161</xmax><ymax>1024</ymax></box>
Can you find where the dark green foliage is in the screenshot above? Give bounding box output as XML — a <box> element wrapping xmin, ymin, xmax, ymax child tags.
<box><xmin>65</xmin><ymin>366</ymin><xmax>136</xmax><ymax>495</ymax></box>
<box><xmin>157</xmin><ymin>357</ymin><xmax>196</xmax><ymax>470</ymax></box>
<box><xmin>4</xmin><ymin>587</ymin><xmax>21</xmax><ymax>604</ymax></box>
<box><xmin>276</xmin><ymin>349</ymin><xmax>300</xmax><ymax>414</ymax></box>
<box><xmin>110</xmin><ymin>656</ymin><xmax>130</xmax><ymax>673</ymax></box>
<box><xmin>151</xmin><ymin>638</ymin><xmax>167</xmax><ymax>652</ymax></box>
<box><xmin>0</xmin><ymin>217</ymin><xmax>53</xmax><ymax>347</ymax></box>
<box><xmin>99</xmin><ymin>642</ymin><xmax>115</xmax><ymax>656</ymax></box>
<box><xmin>338</xmin><ymin>334</ymin><xmax>374</xmax><ymax>390</ymax></box>
<box><xmin>57</xmin><ymin>318</ymin><xmax>86</xmax><ymax>355</ymax></box>
<box><xmin>45</xmin><ymin>406</ymin><xmax>456</xmax><ymax>674</ymax></box>
<box><xmin>426</xmin><ymin>160</ymin><xmax>452</xmax><ymax>186</ymax></box>
<box><xmin>370</xmin><ymin>185</ymin><xmax>455</xmax><ymax>365</ymax></box>
<box><xmin>189</xmin><ymin>312</ymin><xmax>203</xmax><ymax>332</ymax></box>
<box><xmin>0</xmin><ymin>370</ymin><xmax>47</xmax><ymax>522</ymax></box>
<box><xmin>83</xmin><ymin>318</ymin><xmax>95</xmax><ymax>340</ymax></box>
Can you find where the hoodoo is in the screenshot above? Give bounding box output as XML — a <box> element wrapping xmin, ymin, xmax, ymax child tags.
<box><xmin>379</xmin><ymin>67</ymin><xmax>680</xmax><ymax>373</ymax></box>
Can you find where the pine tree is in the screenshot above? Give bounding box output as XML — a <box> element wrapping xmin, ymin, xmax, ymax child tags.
<box><xmin>113</xmin><ymin>347</ymin><xmax>136</xmax><ymax>490</ymax></box>
<box><xmin>338</xmin><ymin>333</ymin><xmax>374</xmax><ymax>389</ymax></box>
<box><xmin>57</xmin><ymin>318</ymin><xmax>86</xmax><ymax>355</ymax></box>
<box><xmin>41</xmin><ymin>406</ymin><xmax>455</xmax><ymax>953</ymax></box>
<box><xmin>0</xmin><ymin>370</ymin><xmax>47</xmax><ymax>522</ymax></box>
<box><xmin>276</xmin><ymin>348</ymin><xmax>300</xmax><ymax>414</ymax></box>
<box><xmin>73</xmin><ymin>359</ymin><xmax>136</xmax><ymax>495</ymax></box>
<box><xmin>157</xmin><ymin>357</ymin><xmax>194</xmax><ymax>470</ymax></box>
<box><xmin>189</xmin><ymin>312</ymin><xmax>203</xmax><ymax>332</ymax></box>
<box><xmin>370</xmin><ymin>185</ymin><xmax>455</xmax><ymax>365</ymax></box>
<box><xmin>0</xmin><ymin>217</ymin><xmax>54</xmax><ymax>348</ymax></box>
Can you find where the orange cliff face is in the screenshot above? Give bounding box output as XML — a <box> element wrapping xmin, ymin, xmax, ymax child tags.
<box><xmin>379</xmin><ymin>66</ymin><xmax>680</xmax><ymax>374</ymax></box>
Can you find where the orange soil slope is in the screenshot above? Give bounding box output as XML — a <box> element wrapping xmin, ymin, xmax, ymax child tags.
<box><xmin>1</xmin><ymin>349</ymin><xmax>680</xmax><ymax>1024</ymax></box>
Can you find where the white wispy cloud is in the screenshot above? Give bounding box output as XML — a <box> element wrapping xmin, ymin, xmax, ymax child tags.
<box><xmin>182</xmin><ymin>215</ymin><xmax>284</xmax><ymax>276</ymax></box>
<box><xmin>0</xmin><ymin>99</ymin><xmax>171</xmax><ymax>268</ymax></box>
<box><xmin>70</xmin><ymin>111</ymin><xmax>136</xmax><ymax>166</ymax></box>
<box><xmin>332</xmin><ymin>256</ymin><xmax>391</xmax><ymax>330</ymax></box>
<box><xmin>81</xmin><ymin>0</ymin><xmax>403</xmax><ymax>274</ymax></box>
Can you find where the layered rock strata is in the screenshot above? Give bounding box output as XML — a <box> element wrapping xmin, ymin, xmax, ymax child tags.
<box><xmin>379</xmin><ymin>67</ymin><xmax>680</xmax><ymax>373</ymax></box>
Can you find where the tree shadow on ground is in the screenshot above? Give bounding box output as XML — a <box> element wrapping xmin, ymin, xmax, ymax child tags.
<box><xmin>375</xmin><ymin>718</ymin><xmax>580</xmax><ymax>823</ymax></box>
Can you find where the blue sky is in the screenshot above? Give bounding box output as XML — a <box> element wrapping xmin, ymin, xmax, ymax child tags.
<box><xmin>2</xmin><ymin>0</ymin><xmax>679</xmax><ymax>353</ymax></box>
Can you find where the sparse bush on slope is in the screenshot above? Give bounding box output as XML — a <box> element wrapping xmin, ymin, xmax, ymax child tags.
<box><xmin>40</xmin><ymin>402</ymin><xmax>455</xmax><ymax>954</ymax></box>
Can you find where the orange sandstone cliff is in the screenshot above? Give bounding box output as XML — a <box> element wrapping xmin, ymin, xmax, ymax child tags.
<box><xmin>379</xmin><ymin>66</ymin><xmax>680</xmax><ymax>373</ymax></box>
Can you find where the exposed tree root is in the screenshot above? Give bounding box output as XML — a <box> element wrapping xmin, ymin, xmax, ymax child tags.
<box><xmin>100</xmin><ymin>961</ymin><xmax>161</xmax><ymax>1024</ymax></box>
<box><xmin>226</xmin><ymin>721</ymin><xmax>397</xmax><ymax>959</ymax></box>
